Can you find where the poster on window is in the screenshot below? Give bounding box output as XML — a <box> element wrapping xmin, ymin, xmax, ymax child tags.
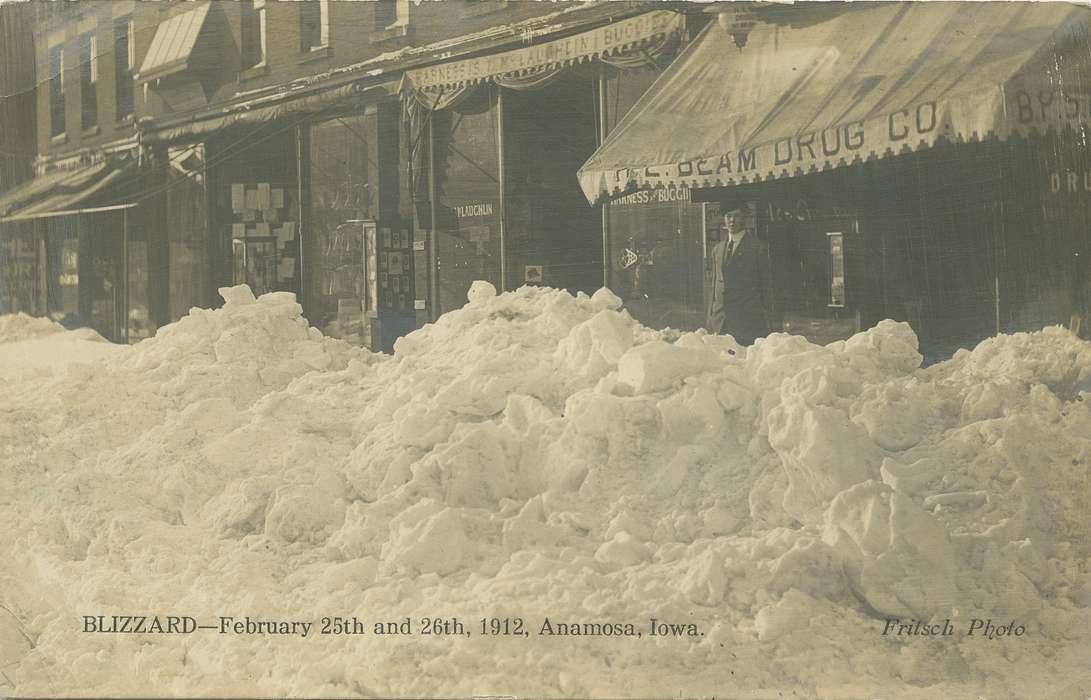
<box><xmin>828</xmin><ymin>231</ymin><xmax>845</xmax><ymax>307</ymax></box>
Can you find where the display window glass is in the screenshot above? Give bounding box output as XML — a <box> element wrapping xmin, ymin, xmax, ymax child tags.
<box><xmin>166</xmin><ymin>144</ymin><xmax>210</xmax><ymax>322</ymax></box>
<box><xmin>431</xmin><ymin>88</ymin><xmax>502</xmax><ymax>314</ymax></box>
<box><xmin>307</xmin><ymin>114</ymin><xmax>380</xmax><ymax>340</ymax></box>
<box><xmin>602</xmin><ymin>64</ymin><xmax>707</xmax><ymax>331</ymax></box>
<box><xmin>209</xmin><ymin>129</ymin><xmax>300</xmax><ymax>301</ymax></box>
<box><xmin>0</xmin><ymin>222</ymin><xmax>46</xmax><ymax>316</ymax></box>
<box><xmin>46</xmin><ymin>216</ymin><xmax>80</xmax><ymax>324</ymax></box>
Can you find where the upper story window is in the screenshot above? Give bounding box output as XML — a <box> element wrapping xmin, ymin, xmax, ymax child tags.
<box><xmin>79</xmin><ymin>32</ymin><xmax>98</xmax><ymax>130</ymax></box>
<box><xmin>300</xmin><ymin>0</ymin><xmax>329</xmax><ymax>51</ymax></box>
<box><xmin>241</xmin><ymin>0</ymin><xmax>267</xmax><ymax>69</ymax></box>
<box><xmin>372</xmin><ymin>0</ymin><xmax>409</xmax><ymax>35</ymax></box>
<box><xmin>114</xmin><ymin>17</ymin><xmax>135</xmax><ymax>121</ymax></box>
<box><xmin>49</xmin><ymin>43</ymin><xmax>65</xmax><ymax>137</ymax></box>
<box><xmin>374</xmin><ymin>0</ymin><xmax>396</xmax><ymax>30</ymax></box>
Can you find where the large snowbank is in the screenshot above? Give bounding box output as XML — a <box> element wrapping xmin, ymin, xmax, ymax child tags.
<box><xmin>1</xmin><ymin>285</ymin><xmax>1088</xmax><ymax>698</ymax></box>
<box><xmin>0</xmin><ymin>313</ymin><xmax>119</xmax><ymax>380</ymax></box>
<box><xmin>0</xmin><ymin>312</ymin><xmax>69</xmax><ymax>343</ymax></box>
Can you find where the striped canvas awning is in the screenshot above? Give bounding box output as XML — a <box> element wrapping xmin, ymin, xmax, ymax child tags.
<box><xmin>136</xmin><ymin>2</ymin><xmax>212</xmax><ymax>83</ymax></box>
<box><xmin>0</xmin><ymin>160</ymin><xmax>136</xmax><ymax>223</ymax></box>
<box><xmin>579</xmin><ymin>3</ymin><xmax>1091</xmax><ymax>202</ymax></box>
<box><xmin>403</xmin><ymin>9</ymin><xmax>684</xmax><ymax>93</ymax></box>
<box><xmin>144</xmin><ymin>79</ymin><xmax>399</xmax><ymax>143</ymax></box>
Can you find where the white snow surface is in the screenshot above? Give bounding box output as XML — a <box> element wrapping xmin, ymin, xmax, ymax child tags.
<box><xmin>1</xmin><ymin>285</ymin><xmax>1089</xmax><ymax>698</ymax></box>
<box><xmin>0</xmin><ymin>313</ymin><xmax>119</xmax><ymax>379</ymax></box>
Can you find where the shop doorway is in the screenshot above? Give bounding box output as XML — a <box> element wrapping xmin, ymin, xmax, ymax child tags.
<box><xmin>776</xmin><ymin>215</ymin><xmax>864</xmax><ymax>345</ymax></box>
<box><xmin>45</xmin><ymin>213</ymin><xmax>125</xmax><ymax>341</ymax></box>
<box><xmin>502</xmin><ymin>73</ymin><xmax>603</xmax><ymax>295</ymax></box>
<box><xmin>431</xmin><ymin>88</ymin><xmax>503</xmax><ymax>315</ymax></box>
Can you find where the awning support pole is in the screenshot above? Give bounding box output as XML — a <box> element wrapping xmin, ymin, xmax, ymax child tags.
<box><xmin>123</xmin><ymin>208</ymin><xmax>129</xmax><ymax>343</ymax></box>
<box><xmin>496</xmin><ymin>85</ymin><xmax>507</xmax><ymax>293</ymax></box>
<box><xmin>598</xmin><ymin>68</ymin><xmax>609</xmax><ymax>290</ymax></box>
<box><xmin>296</xmin><ymin>123</ymin><xmax>307</xmax><ymax>310</ymax></box>
<box><xmin>428</xmin><ymin>112</ymin><xmax>439</xmax><ymax>320</ymax></box>
<box><xmin>0</xmin><ymin>202</ymin><xmax>138</xmax><ymax>223</ymax></box>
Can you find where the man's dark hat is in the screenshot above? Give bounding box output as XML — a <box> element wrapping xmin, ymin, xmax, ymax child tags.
<box><xmin>724</xmin><ymin>201</ymin><xmax>757</xmax><ymax>217</ymax></box>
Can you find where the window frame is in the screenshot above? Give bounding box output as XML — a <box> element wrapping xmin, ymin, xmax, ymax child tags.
<box><xmin>299</xmin><ymin>0</ymin><xmax>330</xmax><ymax>52</ymax></box>
<box><xmin>373</xmin><ymin>0</ymin><xmax>395</xmax><ymax>30</ymax></box>
<box><xmin>49</xmin><ymin>43</ymin><xmax>66</xmax><ymax>138</ymax></box>
<box><xmin>241</xmin><ymin>0</ymin><xmax>268</xmax><ymax>70</ymax></box>
<box><xmin>114</xmin><ymin>16</ymin><xmax>135</xmax><ymax>122</ymax></box>
<box><xmin>79</xmin><ymin>31</ymin><xmax>98</xmax><ymax>130</ymax></box>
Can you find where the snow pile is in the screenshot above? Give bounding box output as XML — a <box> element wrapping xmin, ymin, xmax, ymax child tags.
<box><xmin>0</xmin><ymin>312</ymin><xmax>68</xmax><ymax>343</ymax></box>
<box><xmin>1</xmin><ymin>285</ymin><xmax>1089</xmax><ymax>698</ymax></box>
<box><xmin>0</xmin><ymin>313</ymin><xmax>117</xmax><ymax>380</ymax></box>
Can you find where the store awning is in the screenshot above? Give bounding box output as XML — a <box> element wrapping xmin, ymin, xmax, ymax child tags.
<box><xmin>403</xmin><ymin>9</ymin><xmax>684</xmax><ymax>93</ymax></box>
<box><xmin>579</xmin><ymin>3</ymin><xmax>1091</xmax><ymax>202</ymax></box>
<box><xmin>136</xmin><ymin>2</ymin><xmax>212</xmax><ymax>83</ymax></box>
<box><xmin>0</xmin><ymin>162</ymin><xmax>109</xmax><ymax>217</ymax></box>
<box><xmin>144</xmin><ymin>79</ymin><xmax>398</xmax><ymax>143</ymax></box>
<box><xmin>0</xmin><ymin>160</ymin><xmax>137</xmax><ymax>223</ymax></box>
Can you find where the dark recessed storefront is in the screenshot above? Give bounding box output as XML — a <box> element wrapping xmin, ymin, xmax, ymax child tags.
<box><xmin>580</xmin><ymin>3</ymin><xmax>1091</xmax><ymax>358</ymax></box>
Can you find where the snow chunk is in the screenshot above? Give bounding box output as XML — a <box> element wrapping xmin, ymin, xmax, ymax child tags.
<box><xmin>590</xmin><ymin>287</ymin><xmax>623</xmax><ymax>310</ymax></box>
<box><xmin>219</xmin><ymin>284</ymin><xmax>257</xmax><ymax>306</ymax></box>
<box><xmin>383</xmin><ymin>501</ymin><xmax>468</xmax><ymax>576</ymax></box>
<box><xmin>617</xmin><ymin>340</ymin><xmax>722</xmax><ymax>394</ymax></box>
<box><xmin>467</xmin><ymin>280</ymin><xmax>497</xmax><ymax>303</ymax></box>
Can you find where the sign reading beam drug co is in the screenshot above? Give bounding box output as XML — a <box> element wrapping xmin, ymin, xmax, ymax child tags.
<box><xmin>578</xmin><ymin>3</ymin><xmax>1091</xmax><ymax>202</ymax></box>
<box><xmin>582</xmin><ymin>86</ymin><xmax>1091</xmax><ymax>201</ymax></box>
<box><xmin>406</xmin><ymin>11</ymin><xmax>683</xmax><ymax>92</ymax></box>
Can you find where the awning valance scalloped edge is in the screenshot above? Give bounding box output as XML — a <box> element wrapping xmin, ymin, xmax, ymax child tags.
<box><xmin>414</xmin><ymin>32</ymin><xmax>674</xmax><ymax>92</ymax></box>
<box><xmin>406</xmin><ymin>10</ymin><xmax>684</xmax><ymax>93</ymax></box>
<box><xmin>581</xmin><ymin>124</ymin><xmax>1086</xmax><ymax>203</ymax></box>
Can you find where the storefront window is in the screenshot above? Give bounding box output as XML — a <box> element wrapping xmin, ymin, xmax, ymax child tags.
<box><xmin>126</xmin><ymin>216</ymin><xmax>154</xmax><ymax>342</ymax></box>
<box><xmin>210</xmin><ymin>129</ymin><xmax>300</xmax><ymax>300</ymax></box>
<box><xmin>83</xmin><ymin>212</ymin><xmax>122</xmax><ymax>341</ymax></box>
<box><xmin>0</xmin><ymin>222</ymin><xmax>46</xmax><ymax>316</ymax></box>
<box><xmin>1007</xmin><ymin>132</ymin><xmax>1091</xmax><ymax>337</ymax></box>
<box><xmin>307</xmin><ymin>114</ymin><xmax>379</xmax><ymax>340</ymax></box>
<box><xmin>432</xmin><ymin>88</ymin><xmax>502</xmax><ymax>313</ymax></box>
<box><xmin>602</xmin><ymin>64</ymin><xmax>707</xmax><ymax>331</ymax></box>
<box><xmin>827</xmin><ymin>232</ymin><xmax>845</xmax><ymax>307</ymax></box>
<box><xmin>166</xmin><ymin>144</ymin><xmax>210</xmax><ymax>321</ymax></box>
<box><xmin>45</xmin><ymin>217</ymin><xmax>81</xmax><ymax>326</ymax></box>
<box><xmin>44</xmin><ymin>213</ymin><xmax>121</xmax><ymax>340</ymax></box>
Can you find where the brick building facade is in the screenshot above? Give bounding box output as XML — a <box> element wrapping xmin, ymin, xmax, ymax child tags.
<box><xmin>1</xmin><ymin>0</ymin><xmax>690</xmax><ymax>348</ymax></box>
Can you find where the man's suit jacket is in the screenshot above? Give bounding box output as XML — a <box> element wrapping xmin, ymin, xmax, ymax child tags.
<box><xmin>706</xmin><ymin>233</ymin><xmax>775</xmax><ymax>341</ymax></box>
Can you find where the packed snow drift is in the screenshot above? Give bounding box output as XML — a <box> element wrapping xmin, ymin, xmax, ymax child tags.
<box><xmin>1</xmin><ymin>284</ymin><xmax>1089</xmax><ymax>698</ymax></box>
<box><xmin>0</xmin><ymin>312</ymin><xmax>118</xmax><ymax>379</ymax></box>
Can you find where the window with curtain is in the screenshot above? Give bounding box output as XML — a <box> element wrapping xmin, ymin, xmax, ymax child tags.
<box><xmin>79</xmin><ymin>32</ymin><xmax>98</xmax><ymax>130</ymax></box>
<box><xmin>114</xmin><ymin>17</ymin><xmax>134</xmax><ymax>120</ymax></box>
<box><xmin>373</xmin><ymin>0</ymin><xmax>398</xmax><ymax>29</ymax></box>
<box><xmin>299</xmin><ymin>0</ymin><xmax>329</xmax><ymax>51</ymax></box>
<box><xmin>241</xmin><ymin>0</ymin><xmax>267</xmax><ymax>69</ymax></box>
<box><xmin>49</xmin><ymin>44</ymin><xmax>65</xmax><ymax>136</ymax></box>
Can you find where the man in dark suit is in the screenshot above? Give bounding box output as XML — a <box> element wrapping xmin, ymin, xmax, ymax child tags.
<box><xmin>706</xmin><ymin>203</ymin><xmax>775</xmax><ymax>345</ymax></box>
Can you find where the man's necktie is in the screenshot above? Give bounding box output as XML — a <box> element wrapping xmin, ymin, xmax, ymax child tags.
<box><xmin>725</xmin><ymin>240</ymin><xmax>735</xmax><ymax>260</ymax></box>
